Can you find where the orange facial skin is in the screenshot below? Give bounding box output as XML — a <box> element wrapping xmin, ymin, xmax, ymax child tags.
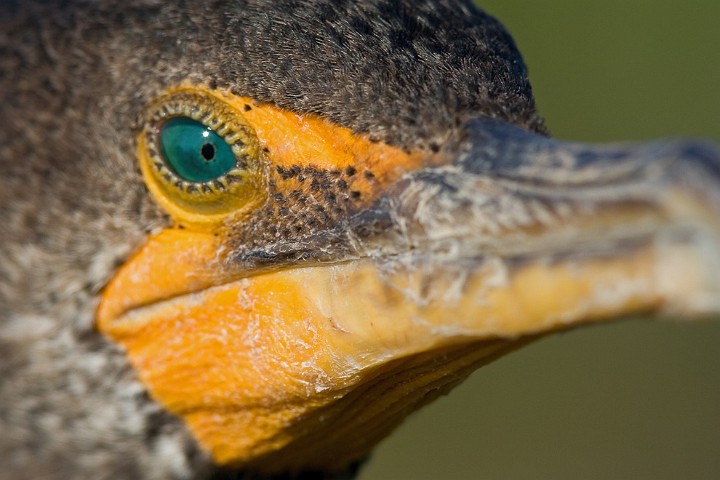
<box><xmin>102</xmin><ymin>84</ymin><xmax>442</xmax><ymax>326</ymax></box>
<box><xmin>137</xmin><ymin>85</ymin><xmax>434</xmax><ymax>230</ymax></box>
<box><xmin>99</xmin><ymin>84</ymin><xmax>447</xmax><ymax>471</ymax></box>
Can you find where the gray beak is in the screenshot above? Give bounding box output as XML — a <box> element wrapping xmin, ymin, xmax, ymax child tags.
<box><xmin>351</xmin><ymin>117</ymin><xmax>720</xmax><ymax>337</ymax></box>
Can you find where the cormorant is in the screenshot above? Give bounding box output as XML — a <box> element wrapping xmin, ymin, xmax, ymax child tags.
<box><xmin>1</xmin><ymin>1</ymin><xmax>718</xmax><ymax>479</ymax></box>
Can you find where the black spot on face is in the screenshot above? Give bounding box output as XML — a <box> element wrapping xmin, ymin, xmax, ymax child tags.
<box><xmin>229</xmin><ymin>163</ymin><xmax>366</xmax><ymax>253</ymax></box>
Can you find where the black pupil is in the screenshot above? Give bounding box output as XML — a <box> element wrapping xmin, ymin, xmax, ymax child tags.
<box><xmin>201</xmin><ymin>142</ymin><xmax>216</xmax><ymax>161</ymax></box>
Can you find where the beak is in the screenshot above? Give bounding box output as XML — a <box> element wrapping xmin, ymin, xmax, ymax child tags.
<box><xmin>98</xmin><ymin>116</ymin><xmax>720</xmax><ymax>473</ymax></box>
<box><xmin>353</xmin><ymin>117</ymin><xmax>720</xmax><ymax>334</ymax></box>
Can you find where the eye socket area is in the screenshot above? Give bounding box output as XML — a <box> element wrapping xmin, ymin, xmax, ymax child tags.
<box><xmin>139</xmin><ymin>90</ymin><xmax>265</xmax><ymax>227</ymax></box>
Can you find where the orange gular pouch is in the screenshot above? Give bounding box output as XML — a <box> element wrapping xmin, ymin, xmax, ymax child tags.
<box><xmin>98</xmin><ymin>226</ymin><xmax>708</xmax><ymax>473</ymax></box>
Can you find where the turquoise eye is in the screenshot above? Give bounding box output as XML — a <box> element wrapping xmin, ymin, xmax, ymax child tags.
<box><xmin>159</xmin><ymin>117</ymin><xmax>236</xmax><ymax>183</ymax></box>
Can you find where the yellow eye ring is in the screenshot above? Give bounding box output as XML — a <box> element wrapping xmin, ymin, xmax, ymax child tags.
<box><xmin>138</xmin><ymin>87</ymin><xmax>266</xmax><ymax>228</ymax></box>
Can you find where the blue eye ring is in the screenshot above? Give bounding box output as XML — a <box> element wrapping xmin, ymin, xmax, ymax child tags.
<box><xmin>141</xmin><ymin>89</ymin><xmax>265</xmax><ymax>220</ymax></box>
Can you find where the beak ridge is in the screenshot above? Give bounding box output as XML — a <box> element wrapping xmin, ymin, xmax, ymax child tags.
<box><xmin>351</xmin><ymin>117</ymin><xmax>720</xmax><ymax>327</ymax></box>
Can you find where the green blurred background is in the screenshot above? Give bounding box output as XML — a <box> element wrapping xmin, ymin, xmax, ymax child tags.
<box><xmin>361</xmin><ymin>1</ymin><xmax>720</xmax><ymax>479</ymax></box>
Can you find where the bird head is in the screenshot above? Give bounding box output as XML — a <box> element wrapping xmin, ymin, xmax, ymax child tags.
<box><xmin>1</xmin><ymin>1</ymin><xmax>718</xmax><ymax>478</ymax></box>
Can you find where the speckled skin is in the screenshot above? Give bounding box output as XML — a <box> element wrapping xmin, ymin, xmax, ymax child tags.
<box><xmin>0</xmin><ymin>1</ymin><xmax>542</xmax><ymax>478</ymax></box>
